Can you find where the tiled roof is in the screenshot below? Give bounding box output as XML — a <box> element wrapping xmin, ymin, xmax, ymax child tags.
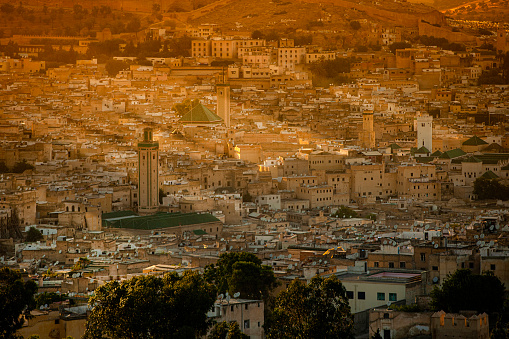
<box><xmin>462</xmin><ymin>135</ymin><xmax>488</xmax><ymax>146</ymax></box>
<box><xmin>480</xmin><ymin>170</ymin><xmax>499</xmax><ymax>179</ymax></box>
<box><xmin>179</xmin><ymin>103</ymin><xmax>222</xmax><ymax>124</ymax></box>
<box><xmin>438</xmin><ymin>148</ymin><xmax>466</xmax><ymax>159</ymax></box>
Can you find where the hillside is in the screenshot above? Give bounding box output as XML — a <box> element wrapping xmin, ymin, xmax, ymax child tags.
<box><xmin>441</xmin><ymin>0</ymin><xmax>509</xmax><ymax>23</ymax></box>
<box><xmin>183</xmin><ymin>0</ymin><xmax>445</xmax><ymax>34</ymax></box>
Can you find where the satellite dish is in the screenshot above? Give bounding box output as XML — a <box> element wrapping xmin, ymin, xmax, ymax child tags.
<box><xmin>218</xmin><ymin>294</ymin><xmax>224</xmax><ymax>300</ymax></box>
<box><xmin>312</xmin><ymin>261</ymin><xmax>317</xmax><ymax>265</ymax></box>
<box><xmin>288</xmin><ymin>254</ymin><xmax>292</xmax><ymax>258</ymax></box>
<box><xmin>434</xmin><ymin>244</ymin><xmax>438</xmax><ymax>249</ymax></box>
<box><xmin>476</xmin><ymin>241</ymin><xmax>481</xmax><ymax>246</ymax></box>
<box><xmin>288</xmin><ymin>264</ymin><xmax>293</xmax><ymax>269</ymax></box>
<box><xmin>474</xmin><ymin>235</ymin><xmax>479</xmax><ymax>239</ymax></box>
<box><xmin>433</xmin><ymin>277</ymin><xmax>439</xmax><ymax>283</ymax></box>
<box><xmin>480</xmin><ymin>234</ymin><xmax>485</xmax><ymax>239</ymax></box>
<box><xmin>234</xmin><ymin>292</ymin><xmax>240</xmax><ymax>298</ymax></box>
<box><xmin>394</xmin><ymin>225</ymin><xmax>398</xmax><ymax>229</ymax></box>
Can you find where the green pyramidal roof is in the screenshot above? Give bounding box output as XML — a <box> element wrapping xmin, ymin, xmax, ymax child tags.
<box><xmin>415</xmin><ymin>146</ymin><xmax>430</xmax><ymax>154</ymax></box>
<box><xmin>179</xmin><ymin>103</ymin><xmax>223</xmax><ymax>124</ymax></box>
<box><xmin>480</xmin><ymin>170</ymin><xmax>499</xmax><ymax>179</ymax></box>
<box><xmin>463</xmin><ymin>135</ymin><xmax>488</xmax><ymax>146</ymax></box>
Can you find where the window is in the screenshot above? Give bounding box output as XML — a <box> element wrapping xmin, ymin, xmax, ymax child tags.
<box><xmin>420</xmin><ymin>253</ymin><xmax>426</xmax><ymax>262</ymax></box>
<box><xmin>374</xmin><ymin>261</ymin><xmax>379</xmax><ymax>268</ymax></box>
<box><xmin>358</xmin><ymin>292</ymin><xmax>365</xmax><ymax>300</ymax></box>
<box><xmin>432</xmin><ymin>266</ymin><xmax>438</xmax><ymax>271</ymax></box>
<box><xmin>244</xmin><ymin>320</ymin><xmax>250</xmax><ymax>329</ymax></box>
<box><xmin>389</xmin><ymin>293</ymin><xmax>397</xmax><ymax>301</ymax></box>
<box><xmin>346</xmin><ymin>291</ymin><xmax>354</xmax><ymax>299</ymax></box>
<box><xmin>490</xmin><ymin>264</ymin><xmax>496</xmax><ymax>270</ymax></box>
<box><xmin>469</xmin><ymin>262</ymin><xmax>474</xmax><ymax>269</ymax></box>
<box><xmin>377</xmin><ymin>292</ymin><xmax>385</xmax><ymax>301</ymax></box>
<box><xmin>389</xmin><ymin>262</ymin><xmax>395</xmax><ymax>268</ymax></box>
<box><xmin>400</xmin><ymin>261</ymin><xmax>406</xmax><ymax>268</ymax></box>
<box><xmin>384</xmin><ymin>313</ymin><xmax>390</xmax><ymax>319</ymax></box>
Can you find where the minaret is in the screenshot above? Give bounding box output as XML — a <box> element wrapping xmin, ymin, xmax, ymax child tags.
<box><xmin>138</xmin><ymin>128</ymin><xmax>159</xmax><ymax>215</ymax></box>
<box><xmin>362</xmin><ymin>111</ymin><xmax>375</xmax><ymax>149</ymax></box>
<box><xmin>216</xmin><ymin>69</ymin><xmax>230</xmax><ymax>128</ymax></box>
<box><xmin>416</xmin><ymin>115</ymin><xmax>433</xmax><ymax>152</ymax></box>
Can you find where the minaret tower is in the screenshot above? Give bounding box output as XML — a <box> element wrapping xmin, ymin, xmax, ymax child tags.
<box><xmin>138</xmin><ymin>128</ymin><xmax>159</xmax><ymax>215</ymax></box>
<box><xmin>416</xmin><ymin>115</ymin><xmax>433</xmax><ymax>152</ymax></box>
<box><xmin>216</xmin><ymin>69</ymin><xmax>230</xmax><ymax>128</ymax></box>
<box><xmin>362</xmin><ymin>111</ymin><xmax>376</xmax><ymax>149</ymax></box>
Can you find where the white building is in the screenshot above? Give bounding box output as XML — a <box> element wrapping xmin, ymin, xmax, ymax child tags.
<box><xmin>416</xmin><ymin>115</ymin><xmax>433</xmax><ymax>152</ymax></box>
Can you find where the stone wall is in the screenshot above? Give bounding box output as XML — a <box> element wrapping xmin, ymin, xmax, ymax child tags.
<box><xmin>418</xmin><ymin>21</ymin><xmax>477</xmax><ymax>43</ymax></box>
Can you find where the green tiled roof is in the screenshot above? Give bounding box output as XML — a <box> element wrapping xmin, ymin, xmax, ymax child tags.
<box><xmin>415</xmin><ymin>146</ymin><xmax>430</xmax><ymax>154</ymax></box>
<box><xmin>439</xmin><ymin>148</ymin><xmax>466</xmax><ymax>159</ymax></box>
<box><xmin>416</xmin><ymin>156</ymin><xmax>434</xmax><ymax>163</ymax></box>
<box><xmin>462</xmin><ymin>156</ymin><xmax>482</xmax><ymax>163</ymax></box>
<box><xmin>463</xmin><ymin>136</ymin><xmax>488</xmax><ymax>146</ymax></box>
<box><xmin>179</xmin><ymin>103</ymin><xmax>222</xmax><ymax>124</ymax></box>
<box><xmin>193</xmin><ymin>229</ymin><xmax>207</xmax><ymax>235</ymax></box>
<box><xmin>480</xmin><ymin>170</ymin><xmax>499</xmax><ymax>179</ymax></box>
<box><xmin>388</xmin><ymin>143</ymin><xmax>401</xmax><ymax>150</ymax></box>
<box><xmin>103</xmin><ymin>212</ymin><xmax>220</xmax><ymax>230</ymax></box>
<box><xmin>431</xmin><ymin>150</ymin><xmax>442</xmax><ymax>157</ymax></box>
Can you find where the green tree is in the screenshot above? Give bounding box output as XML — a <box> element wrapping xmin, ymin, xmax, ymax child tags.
<box><xmin>0</xmin><ymin>3</ymin><xmax>15</xmax><ymax>14</ymax></box>
<box><xmin>474</xmin><ymin>177</ymin><xmax>509</xmax><ymax>200</ymax></box>
<box><xmin>126</xmin><ymin>17</ymin><xmax>141</xmax><ymax>32</ymax></box>
<box><xmin>105</xmin><ymin>59</ymin><xmax>130</xmax><ymax>77</ymax></box>
<box><xmin>84</xmin><ymin>272</ymin><xmax>216</xmax><ymax>339</ymax></box>
<box><xmin>333</xmin><ymin>205</ymin><xmax>357</xmax><ymax>219</ymax></box>
<box><xmin>0</xmin><ymin>267</ymin><xmax>38</xmax><ymax>339</ymax></box>
<box><xmin>208</xmin><ymin>321</ymin><xmax>248</xmax><ymax>339</ymax></box>
<box><xmin>431</xmin><ymin>269</ymin><xmax>505</xmax><ymax>315</ymax></box>
<box><xmin>349</xmin><ymin>20</ymin><xmax>361</xmax><ymax>30</ymax></box>
<box><xmin>251</xmin><ymin>30</ymin><xmax>264</xmax><ymax>39</ymax></box>
<box><xmin>389</xmin><ymin>41</ymin><xmax>412</xmax><ymax>54</ymax></box>
<box><xmin>72</xmin><ymin>257</ymin><xmax>91</xmax><ymax>271</ymax></box>
<box><xmin>266</xmin><ymin>275</ymin><xmax>354</xmax><ymax>339</ymax></box>
<box><xmin>35</xmin><ymin>292</ymin><xmax>70</xmax><ymax>308</ymax></box>
<box><xmin>204</xmin><ymin>252</ymin><xmax>277</xmax><ymax>301</ymax></box>
<box><xmin>25</xmin><ymin>227</ymin><xmax>43</xmax><ymax>243</ymax></box>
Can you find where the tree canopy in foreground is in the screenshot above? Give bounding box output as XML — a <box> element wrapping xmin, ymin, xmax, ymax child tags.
<box><xmin>204</xmin><ymin>252</ymin><xmax>277</xmax><ymax>301</ymax></box>
<box><xmin>84</xmin><ymin>271</ymin><xmax>216</xmax><ymax>339</ymax></box>
<box><xmin>265</xmin><ymin>275</ymin><xmax>354</xmax><ymax>339</ymax></box>
<box><xmin>0</xmin><ymin>267</ymin><xmax>38</xmax><ymax>339</ymax></box>
<box><xmin>431</xmin><ymin>269</ymin><xmax>505</xmax><ymax>315</ymax></box>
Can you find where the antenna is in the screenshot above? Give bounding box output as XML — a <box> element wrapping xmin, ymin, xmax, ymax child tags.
<box><xmin>233</xmin><ymin>292</ymin><xmax>240</xmax><ymax>298</ymax></box>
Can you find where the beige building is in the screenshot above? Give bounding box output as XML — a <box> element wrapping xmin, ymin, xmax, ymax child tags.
<box><xmin>396</xmin><ymin>163</ymin><xmax>440</xmax><ymax>201</ymax></box>
<box><xmin>278</xmin><ymin>47</ymin><xmax>306</xmax><ymax>70</ymax></box>
<box><xmin>208</xmin><ymin>299</ymin><xmax>265</xmax><ymax>339</ymax></box>
<box><xmin>295</xmin><ymin>185</ymin><xmax>334</xmax><ymax>208</ymax></box>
